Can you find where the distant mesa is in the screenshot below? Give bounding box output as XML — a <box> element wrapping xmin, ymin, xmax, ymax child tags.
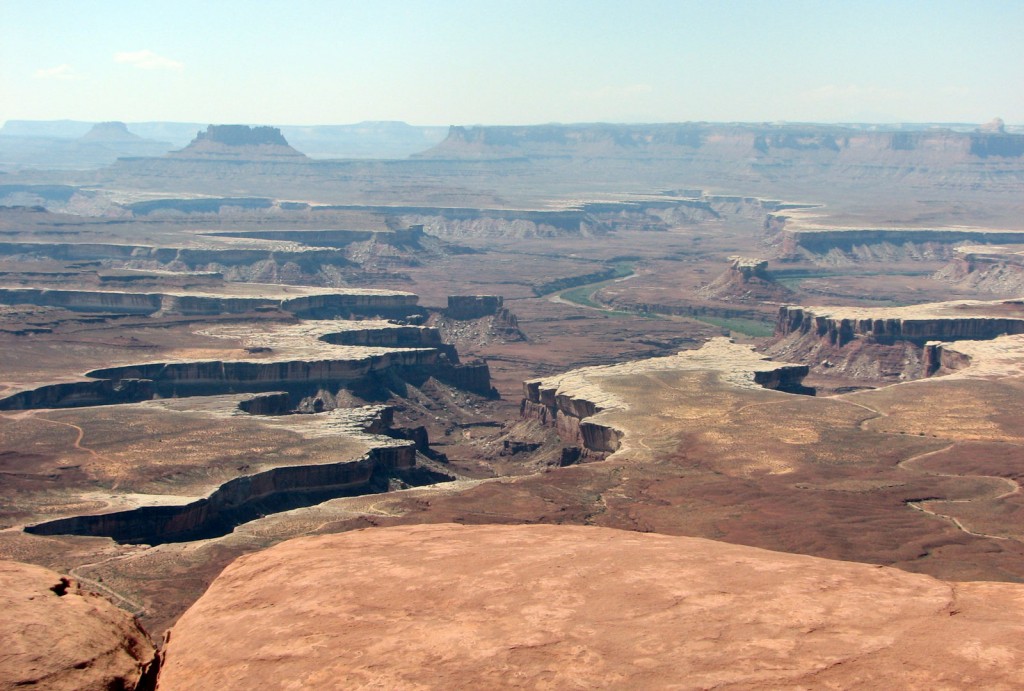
<box><xmin>978</xmin><ymin>117</ymin><xmax>1006</xmax><ymax>134</ymax></box>
<box><xmin>78</xmin><ymin>121</ymin><xmax>146</xmax><ymax>143</ymax></box>
<box><xmin>171</xmin><ymin>124</ymin><xmax>308</xmax><ymax>160</ymax></box>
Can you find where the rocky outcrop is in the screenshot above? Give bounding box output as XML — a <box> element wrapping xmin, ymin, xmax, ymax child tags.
<box><xmin>397</xmin><ymin>207</ymin><xmax>601</xmax><ymax>238</ymax></box>
<box><xmin>522</xmin><ymin>338</ymin><xmax>810</xmax><ymax>455</ymax></box>
<box><xmin>934</xmin><ymin>245</ymin><xmax>1024</xmax><ymax>295</ymax></box>
<box><xmin>445</xmin><ymin>295</ymin><xmax>503</xmax><ymax>319</ymax></box>
<box><xmin>697</xmin><ymin>256</ymin><xmax>794</xmax><ymax>303</ymax></box>
<box><xmin>775</xmin><ymin>302</ymin><xmax>1024</xmax><ymax>347</ymax></box>
<box><xmin>156</xmin><ymin>523</ymin><xmax>1024</xmax><ymax>690</ymax></box>
<box><xmin>0</xmin><ymin>561</ymin><xmax>157</xmax><ymax>690</ymax></box>
<box><xmin>921</xmin><ymin>333</ymin><xmax>1024</xmax><ymax>379</ymax></box>
<box><xmin>767</xmin><ymin>300</ymin><xmax>1024</xmax><ymax>380</ymax></box>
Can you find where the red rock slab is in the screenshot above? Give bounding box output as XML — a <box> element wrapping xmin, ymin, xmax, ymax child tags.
<box><xmin>0</xmin><ymin>560</ymin><xmax>156</xmax><ymax>690</ymax></box>
<box><xmin>159</xmin><ymin>524</ymin><xmax>1024</xmax><ymax>690</ymax></box>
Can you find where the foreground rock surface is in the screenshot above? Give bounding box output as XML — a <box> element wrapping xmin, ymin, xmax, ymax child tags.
<box><xmin>158</xmin><ymin>523</ymin><xmax>1024</xmax><ymax>690</ymax></box>
<box><xmin>0</xmin><ymin>560</ymin><xmax>156</xmax><ymax>690</ymax></box>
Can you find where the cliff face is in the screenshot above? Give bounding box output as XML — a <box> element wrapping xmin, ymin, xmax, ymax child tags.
<box><xmin>446</xmin><ymin>295</ymin><xmax>503</xmax><ymax>319</ymax></box>
<box><xmin>776</xmin><ymin>304</ymin><xmax>1024</xmax><ymax>347</ymax></box>
<box><xmin>522</xmin><ymin>339</ymin><xmax>810</xmax><ymax>455</ymax></box>
<box><xmin>779</xmin><ymin>228</ymin><xmax>1024</xmax><ymax>262</ymax></box>
<box><xmin>0</xmin><ymin>319</ymin><xmax>490</xmax><ymax>410</ymax></box>
<box><xmin>934</xmin><ymin>246</ymin><xmax>1024</xmax><ymax>295</ymax></box>
<box><xmin>767</xmin><ymin>301</ymin><xmax>1024</xmax><ymax>380</ymax></box>
<box><xmin>26</xmin><ymin>444</ymin><xmax>414</xmax><ymax>545</ymax></box>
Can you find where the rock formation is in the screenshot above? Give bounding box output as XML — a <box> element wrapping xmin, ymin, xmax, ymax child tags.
<box><xmin>935</xmin><ymin>244</ymin><xmax>1024</xmax><ymax>295</ymax></box>
<box><xmin>767</xmin><ymin>299</ymin><xmax>1024</xmax><ymax>381</ymax></box>
<box><xmin>0</xmin><ymin>561</ymin><xmax>156</xmax><ymax>690</ymax></box>
<box><xmin>156</xmin><ymin>523</ymin><xmax>1024</xmax><ymax>690</ymax></box>
<box><xmin>79</xmin><ymin>121</ymin><xmax>147</xmax><ymax>143</ymax></box>
<box><xmin>0</xmin><ymin>284</ymin><xmax>419</xmax><ymax>318</ymax></box>
<box><xmin>445</xmin><ymin>294</ymin><xmax>503</xmax><ymax>319</ymax></box>
<box><xmin>170</xmin><ymin>125</ymin><xmax>307</xmax><ymax>160</ymax></box>
<box><xmin>522</xmin><ymin>338</ymin><xmax>811</xmax><ymax>455</ymax></box>
<box><xmin>697</xmin><ymin>256</ymin><xmax>794</xmax><ymax>302</ymax></box>
<box><xmin>0</xmin><ymin>318</ymin><xmax>492</xmax><ymax>409</ymax></box>
<box><xmin>778</xmin><ymin>226</ymin><xmax>1024</xmax><ymax>263</ymax></box>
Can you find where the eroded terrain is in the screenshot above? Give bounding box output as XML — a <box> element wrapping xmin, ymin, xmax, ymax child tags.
<box><xmin>1</xmin><ymin>121</ymin><xmax>1023</xmax><ymax>687</ymax></box>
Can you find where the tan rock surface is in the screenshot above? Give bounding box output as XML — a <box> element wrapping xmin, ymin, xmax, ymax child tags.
<box><xmin>158</xmin><ymin>523</ymin><xmax>1024</xmax><ymax>690</ymax></box>
<box><xmin>0</xmin><ymin>560</ymin><xmax>155</xmax><ymax>691</ymax></box>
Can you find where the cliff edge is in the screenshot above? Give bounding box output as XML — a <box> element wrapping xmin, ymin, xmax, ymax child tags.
<box><xmin>157</xmin><ymin>523</ymin><xmax>1024</xmax><ymax>690</ymax></box>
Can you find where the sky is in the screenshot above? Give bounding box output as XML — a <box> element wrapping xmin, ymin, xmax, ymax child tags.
<box><xmin>2</xmin><ymin>0</ymin><xmax>1022</xmax><ymax>127</ymax></box>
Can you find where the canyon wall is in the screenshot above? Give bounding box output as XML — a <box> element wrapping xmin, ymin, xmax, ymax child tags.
<box><xmin>0</xmin><ymin>286</ymin><xmax>419</xmax><ymax>318</ymax></box>
<box><xmin>780</xmin><ymin>228</ymin><xmax>1024</xmax><ymax>261</ymax></box>
<box><xmin>522</xmin><ymin>339</ymin><xmax>810</xmax><ymax>455</ymax></box>
<box><xmin>25</xmin><ymin>444</ymin><xmax>414</xmax><ymax>545</ymax></box>
<box><xmin>776</xmin><ymin>304</ymin><xmax>1024</xmax><ymax>347</ymax></box>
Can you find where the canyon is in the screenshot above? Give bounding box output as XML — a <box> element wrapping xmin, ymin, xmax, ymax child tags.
<box><xmin>0</xmin><ymin>121</ymin><xmax>1022</xmax><ymax>689</ymax></box>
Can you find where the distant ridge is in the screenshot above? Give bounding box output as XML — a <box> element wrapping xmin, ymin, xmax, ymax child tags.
<box><xmin>415</xmin><ymin>122</ymin><xmax>1024</xmax><ymax>161</ymax></box>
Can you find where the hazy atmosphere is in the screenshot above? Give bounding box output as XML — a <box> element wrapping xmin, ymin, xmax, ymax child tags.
<box><xmin>3</xmin><ymin>0</ymin><xmax>1023</xmax><ymax>125</ymax></box>
<box><xmin>3</xmin><ymin>2</ymin><xmax>1024</xmax><ymax>689</ymax></box>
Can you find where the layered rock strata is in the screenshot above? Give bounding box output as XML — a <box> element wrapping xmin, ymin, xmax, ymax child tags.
<box><xmin>0</xmin><ymin>284</ymin><xmax>418</xmax><ymax>317</ymax></box>
<box><xmin>0</xmin><ymin>561</ymin><xmax>157</xmax><ymax>690</ymax></box>
<box><xmin>935</xmin><ymin>244</ymin><xmax>1024</xmax><ymax>295</ymax></box>
<box><xmin>769</xmin><ymin>300</ymin><xmax>1024</xmax><ymax>380</ymax></box>
<box><xmin>697</xmin><ymin>256</ymin><xmax>794</xmax><ymax>303</ymax></box>
<box><xmin>17</xmin><ymin>398</ymin><xmax>421</xmax><ymax>544</ymax></box>
<box><xmin>776</xmin><ymin>300</ymin><xmax>1024</xmax><ymax>347</ymax></box>
<box><xmin>522</xmin><ymin>338</ymin><xmax>810</xmax><ymax>455</ymax></box>
<box><xmin>445</xmin><ymin>294</ymin><xmax>503</xmax><ymax>319</ymax></box>
<box><xmin>923</xmin><ymin>333</ymin><xmax>1024</xmax><ymax>378</ymax></box>
<box><xmin>779</xmin><ymin>226</ymin><xmax>1024</xmax><ymax>262</ymax></box>
<box><xmin>0</xmin><ymin>318</ymin><xmax>492</xmax><ymax>409</ymax></box>
<box><xmin>156</xmin><ymin>523</ymin><xmax>1024</xmax><ymax>690</ymax></box>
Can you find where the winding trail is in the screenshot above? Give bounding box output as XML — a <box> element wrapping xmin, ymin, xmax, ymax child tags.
<box><xmin>832</xmin><ymin>396</ymin><xmax>1022</xmax><ymax>543</ymax></box>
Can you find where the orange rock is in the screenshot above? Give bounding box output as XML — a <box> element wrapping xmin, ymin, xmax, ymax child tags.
<box><xmin>0</xmin><ymin>560</ymin><xmax>156</xmax><ymax>690</ymax></box>
<box><xmin>159</xmin><ymin>524</ymin><xmax>1024</xmax><ymax>690</ymax></box>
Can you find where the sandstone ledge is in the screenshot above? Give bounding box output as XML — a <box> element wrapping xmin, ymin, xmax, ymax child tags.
<box><xmin>157</xmin><ymin>523</ymin><xmax>1024</xmax><ymax>690</ymax></box>
<box><xmin>0</xmin><ymin>560</ymin><xmax>156</xmax><ymax>690</ymax></box>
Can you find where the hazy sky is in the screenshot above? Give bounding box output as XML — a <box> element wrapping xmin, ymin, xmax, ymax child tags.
<box><xmin>2</xmin><ymin>0</ymin><xmax>1022</xmax><ymax>126</ymax></box>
